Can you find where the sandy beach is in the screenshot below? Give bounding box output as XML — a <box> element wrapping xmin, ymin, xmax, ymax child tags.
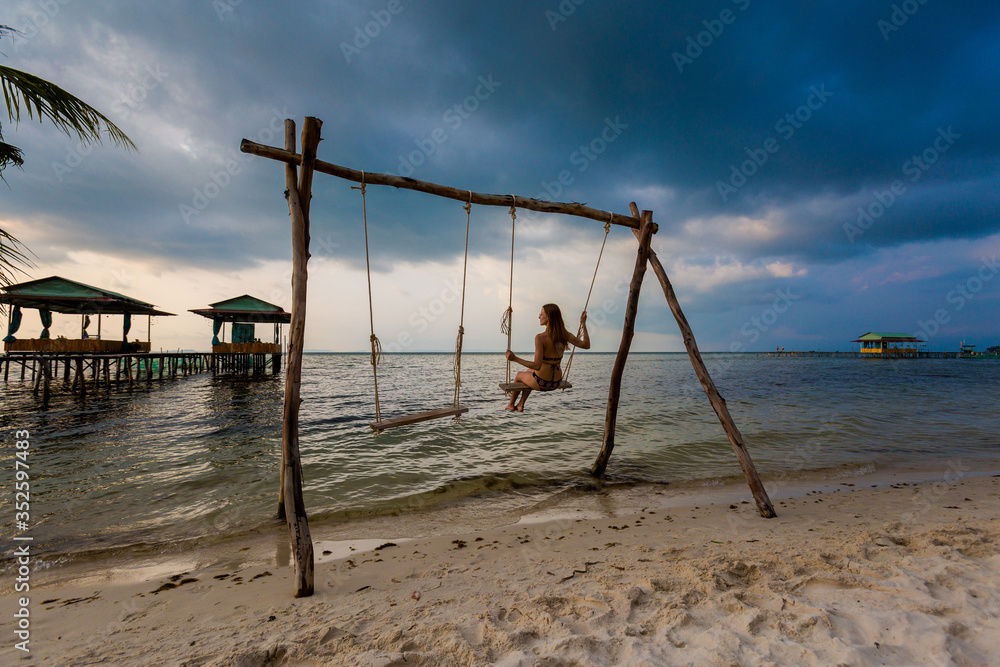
<box><xmin>3</xmin><ymin>467</ymin><xmax>999</xmax><ymax>666</ymax></box>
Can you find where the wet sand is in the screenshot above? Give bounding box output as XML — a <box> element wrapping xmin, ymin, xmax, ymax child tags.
<box><xmin>2</xmin><ymin>466</ymin><xmax>998</xmax><ymax>666</ymax></box>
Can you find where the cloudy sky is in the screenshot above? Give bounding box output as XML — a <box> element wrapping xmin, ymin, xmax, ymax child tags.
<box><xmin>3</xmin><ymin>0</ymin><xmax>998</xmax><ymax>353</ymax></box>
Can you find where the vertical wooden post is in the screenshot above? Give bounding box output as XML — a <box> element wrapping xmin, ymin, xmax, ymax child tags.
<box><xmin>78</xmin><ymin>358</ymin><xmax>86</xmax><ymax>400</ymax></box>
<box><xmin>591</xmin><ymin>210</ymin><xmax>655</xmax><ymax>476</ymax></box>
<box><xmin>277</xmin><ymin>119</ymin><xmax>296</xmax><ymax>521</ymax></box>
<box><xmin>41</xmin><ymin>358</ymin><xmax>51</xmax><ymax>408</ymax></box>
<box><xmin>280</xmin><ymin>117</ymin><xmax>319</xmax><ymax>598</ymax></box>
<box><xmin>627</xmin><ymin>203</ymin><xmax>776</xmax><ymax>518</ymax></box>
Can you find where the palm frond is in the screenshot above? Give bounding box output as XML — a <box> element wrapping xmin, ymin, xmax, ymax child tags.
<box><xmin>0</xmin><ymin>227</ymin><xmax>34</xmax><ymax>289</ymax></box>
<box><xmin>0</xmin><ymin>64</ymin><xmax>136</xmax><ymax>151</ymax></box>
<box><xmin>0</xmin><ymin>138</ymin><xmax>24</xmax><ymax>170</ymax></box>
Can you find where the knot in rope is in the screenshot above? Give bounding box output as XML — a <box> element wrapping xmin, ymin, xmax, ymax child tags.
<box><xmin>500</xmin><ymin>306</ymin><xmax>513</xmax><ymax>336</ymax></box>
<box><xmin>369</xmin><ymin>333</ymin><xmax>382</xmax><ymax>367</ymax></box>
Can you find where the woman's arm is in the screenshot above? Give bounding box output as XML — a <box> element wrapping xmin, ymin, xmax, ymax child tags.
<box><xmin>568</xmin><ymin>311</ymin><xmax>591</xmax><ymax>350</ymax></box>
<box><xmin>506</xmin><ymin>334</ymin><xmax>545</xmax><ymax>370</ymax></box>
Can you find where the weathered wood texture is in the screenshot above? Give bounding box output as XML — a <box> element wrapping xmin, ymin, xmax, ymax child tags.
<box><xmin>370</xmin><ymin>406</ymin><xmax>469</xmax><ymax>432</ymax></box>
<box><xmin>241</xmin><ymin>139</ymin><xmax>641</xmax><ymax>230</ymax></box>
<box><xmin>627</xmin><ymin>203</ymin><xmax>776</xmax><ymax>518</ymax></box>
<box><xmin>280</xmin><ymin>117</ymin><xmax>318</xmax><ymax>597</ymax></box>
<box><xmin>591</xmin><ymin>210</ymin><xmax>655</xmax><ymax>477</ymax></box>
<box><xmin>5</xmin><ymin>339</ymin><xmax>150</xmax><ymax>353</ymax></box>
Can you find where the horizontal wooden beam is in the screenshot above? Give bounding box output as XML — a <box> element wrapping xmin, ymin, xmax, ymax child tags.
<box><xmin>241</xmin><ymin>138</ymin><xmax>642</xmax><ymax>230</ymax></box>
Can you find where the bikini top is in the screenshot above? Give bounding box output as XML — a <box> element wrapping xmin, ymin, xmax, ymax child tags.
<box><xmin>542</xmin><ymin>353</ymin><xmax>563</xmax><ymax>368</ymax></box>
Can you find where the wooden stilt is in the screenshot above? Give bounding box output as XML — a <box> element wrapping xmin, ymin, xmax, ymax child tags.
<box><xmin>279</xmin><ymin>117</ymin><xmax>318</xmax><ymax>597</ymax></box>
<box><xmin>591</xmin><ymin>210</ymin><xmax>655</xmax><ymax>477</ymax></box>
<box><xmin>42</xmin><ymin>358</ymin><xmax>51</xmax><ymax>409</ymax></box>
<box><xmin>627</xmin><ymin>204</ymin><xmax>776</xmax><ymax>518</ymax></box>
<box><xmin>78</xmin><ymin>358</ymin><xmax>86</xmax><ymax>399</ymax></box>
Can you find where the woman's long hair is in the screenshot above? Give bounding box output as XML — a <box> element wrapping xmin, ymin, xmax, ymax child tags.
<box><xmin>543</xmin><ymin>303</ymin><xmax>572</xmax><ymax>351</ymax></box>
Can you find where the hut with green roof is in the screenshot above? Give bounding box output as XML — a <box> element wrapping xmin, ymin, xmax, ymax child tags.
<box><xmin>2</xmin><ymin>275</ymin><xmax>173</xmax><ymax>353</ymax></box>
<box><xmin>190</xmin><ymin>295</ymin><xmax>289</xmax><ymax>374</ymax></box>
<box><xmin>852</xmin><ymin>332</ymin><xmax>925</xmax><ymax>357</ymax></box>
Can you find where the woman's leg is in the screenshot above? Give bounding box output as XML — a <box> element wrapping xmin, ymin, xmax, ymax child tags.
<box><xmin>514</xmin><ymin>370</ymin><xmax>538</xmax><ymax>411</ymax></box>
<box><xmin>505</xmin><ymin>388</ymin><xmax>521</xmax><ymax>410</ymax></box>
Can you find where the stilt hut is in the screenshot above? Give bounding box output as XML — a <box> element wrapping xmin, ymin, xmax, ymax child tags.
<box><xmin>853</xmin><ymin>332</ymin><xmax>925</xmax><ymax>358</ymax></box>
<box><xmin>2</xmin><ymin>276</ymin><xmax>173</xmax><ymax>353</ymax></box>
<box><xmin>190</xmin><ymin>295</ymin><xmax>289</xmax><ymax>374</ymax></box>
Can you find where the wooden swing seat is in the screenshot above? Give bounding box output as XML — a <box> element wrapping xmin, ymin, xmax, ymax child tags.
<box><xmin>370</xmin><ymin>406</ymin><xmax>469</xmax><ymax>432</ymax></box>
<box><xmin>499</xmin><ymin>380</ymin><xmax>572</xmax><ymax>392</ymax></box>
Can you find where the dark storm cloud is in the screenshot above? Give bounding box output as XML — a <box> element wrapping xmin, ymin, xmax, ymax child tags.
<box><xmin>3</xmin><ymin>0</ymin><xmax>999</xmax><ymax>349</ymax></box>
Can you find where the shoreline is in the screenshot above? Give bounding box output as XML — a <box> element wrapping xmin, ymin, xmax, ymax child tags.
<box><xmin>3</xmin><ymin>461</ymin><xmax>998</xmax><ymax>665</ymax></box>
<box><xmin>4</xmin><ymin>454</ymin><xmax>995</xmax><ymax>575</ymax></box>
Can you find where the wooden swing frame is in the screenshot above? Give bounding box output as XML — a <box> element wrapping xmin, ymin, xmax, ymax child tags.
<box><xmin>242</xmin><ymin>117</ymin><xmax>776</xmax><ymax>598</ymax></box>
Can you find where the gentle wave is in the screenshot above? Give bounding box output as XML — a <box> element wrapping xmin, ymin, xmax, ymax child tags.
<box><xmin>2</xmin><ymin>353</ymin><xmax>998</xmax><ymax>561</ymax></box>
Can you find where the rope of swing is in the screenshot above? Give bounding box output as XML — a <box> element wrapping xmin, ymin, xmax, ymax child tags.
<box><xmin>354</xmin><ymin>172</ymin><xmax>382</xmax><ymax>425</ymax></box>
<box><xmin>563</xmin><ymin>216</ymin><xmax>612</xmax><ymax>385</ymax></box>
<box><xmin>499</xmin><ymin>198</ymin><xmax>516</xmax><ymax>393</ymax></box>
<box><xmin>453</xmin><ymin>193</ymin><xmax>472</xmax><ymax>412</ymax></box>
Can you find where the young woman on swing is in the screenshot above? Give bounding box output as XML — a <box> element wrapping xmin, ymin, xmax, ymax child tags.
<box><xmin>505</xmin><ymin>303</ymin><xmax>589</xmax><ymax>412</ymax></box>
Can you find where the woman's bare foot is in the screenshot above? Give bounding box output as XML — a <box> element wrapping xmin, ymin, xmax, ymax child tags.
<box><xmin>504</xmin><ymin>403</ymin><xmax>516</xmax><ymax>411</ymax></box>
<box><xmin>516</xmin><ymin>403</ymin><xmax>525</xmax><ymax>412</ymax></box>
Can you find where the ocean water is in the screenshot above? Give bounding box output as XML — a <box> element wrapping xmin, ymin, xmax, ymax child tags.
<box><xmin>2</xmin><ymin>353</ymin><xmax>998</xmax><ymax>564</ymax></box>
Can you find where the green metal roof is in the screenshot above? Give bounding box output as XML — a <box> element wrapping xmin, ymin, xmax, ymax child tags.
<box><xmin>0</xmin><ymin>276</ymin><xmax>174</xmax><ymax>315</ymax></box>
<box><xmin>209</xmin><ymin>295</ymin><xmax>285</xmax><ymax>312</ymax></box>
<box><xmin>189</xmin><ymin>294</ymin><xmax>290</xmax><ymax>323</ymax></box>
<box><xmin>853</xmin><ymin>332</ymin><xmax>923</xmax><ymax>343</ymax></box>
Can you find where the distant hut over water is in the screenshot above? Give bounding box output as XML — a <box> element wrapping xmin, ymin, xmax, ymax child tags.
<box><xmin>190</xmin><ymin>295</ymin><xmax>289</xmax><ymax>374</ymax></box>
<box><xmin>852</xmin><ymin>332</ymin><xmax>925</xmax><ymax>358</ymax></box>
<box><xmin>2</xmin><ymin>275</ymin><xmax>173</xmax><ymax>353</ymax></box>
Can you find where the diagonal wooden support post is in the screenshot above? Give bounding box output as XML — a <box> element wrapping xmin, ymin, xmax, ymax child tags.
<box><xmin>626</xmin><ymin>203</ymin><xmax>776</xmax><ymax>518</ymax></box>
